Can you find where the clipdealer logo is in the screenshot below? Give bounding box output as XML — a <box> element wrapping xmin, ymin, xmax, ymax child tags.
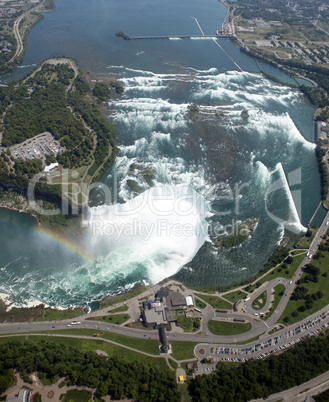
<box><xmin>26</xmin><ymin>165</ymin><xmax>304</xmax><ymax>236</ymax></box>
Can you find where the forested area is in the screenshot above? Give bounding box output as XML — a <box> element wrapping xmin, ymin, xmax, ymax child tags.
<box><xmin>260</xmin><ymin>246</ymin><xmax>290</xmax><ymax>273</ymax></box>
<box><xmin>0</xmin><ymin>341</ymin><xmax>180</xmax><ymax>401</ymax></box>
<box><xmin>93</xmin><ymin>82</ymin><xmax>112</xmax><ymax>101</ymax></box>
<box><xmin>188</xmin><ymin>331</ymin><xmax>329</xmax><ymax>401</ymax></box>
<box><xmin>3</xmin><ymin>331</ymin><xmax>329</xmax><ymax>402</ymax></box>
<box><xmin>2</xmin><ymin>81</ymin><xmax>85</xmax><ymax>146</ymax></box>
<box><xmin>221</xmin><ymin>233</ymin><xmax>248</xmax><ymax>248</ymax></box>
<box><xmin>315</xmin><ymin>145</ymin><xmax>329</xmax><ymax>201</ymax></box>
<box><xmin>1</xmin><ymin>64</ymin><xmax>95</xmax><ymax>170</ymax></box>
<box><xmin>0</xmin><ymin>62</ymin><xmax>119</xmax><ymax>199</ymax></box>
<box><xmin>0</xmin><ymin>34</ymin><xmax>15</xmax><ymax>67</ymax></box>
<box><xmin>68</xmin><ymin>75</ymin><xmax>118</xmax><ymax>182</ymax></box>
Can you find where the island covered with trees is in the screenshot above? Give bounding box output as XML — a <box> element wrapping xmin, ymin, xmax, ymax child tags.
<box><xmin>0</xmin><ymin>58</ymin><xmax>122</xmax><ymax>227</ymax></box>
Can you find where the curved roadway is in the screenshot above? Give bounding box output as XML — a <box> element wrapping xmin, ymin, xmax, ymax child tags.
<box><xmin>9</xmin><ymin>0</ymin><xmax>45</xmax><ymax>63</ymax></box>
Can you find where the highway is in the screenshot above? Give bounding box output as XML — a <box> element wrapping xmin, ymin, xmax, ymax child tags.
<box><xmin>252</xmin><ymin>369</ymin><xmax>329</xmax><ymax>401</ymax></box>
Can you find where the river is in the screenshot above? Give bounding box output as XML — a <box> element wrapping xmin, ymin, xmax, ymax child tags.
<box><xmin>0</xmin><ymin>0</ymin><xmax>321</xmax><ymax>308</ymax></box>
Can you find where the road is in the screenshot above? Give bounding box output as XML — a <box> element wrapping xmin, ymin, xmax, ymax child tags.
<box><xmin>244</xmin><ymin>277</ymin><xmax>287</xmax><ymax>317</ymax></box>
<box><xmin>195</xmin><ymin>305</ymin><xmax>329</xmax><ymax>361</ymax></box>
<box><xmin>9</xmin><ymin>0</ymin><xmax>45</xmax><ymax>63</ymax></box>
<box><xmin>251</xmin><ymin>369</ymin><xmax>329</xmax><ymax>401</ymax></box>
<box><xmin>0</xmin><ymin>207</ymin><xmax>328</xmax><ymax>351</ymax></box>
<box><xmin>244</xmin><ymin>210</ymin><xmax>329</xmax><ymax>330</ymax></box>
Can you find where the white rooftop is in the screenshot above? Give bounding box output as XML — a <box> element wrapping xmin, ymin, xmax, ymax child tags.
<box><xmin>44</xmin><ymin>162</ymin><xmax>59</xmax><ymax>173</ymax></box>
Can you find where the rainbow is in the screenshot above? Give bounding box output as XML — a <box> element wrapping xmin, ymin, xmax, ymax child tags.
<box><xmin>35</xmin><ymin>226</ymin><xmax>95</xmax><ymax>263</ymax></box>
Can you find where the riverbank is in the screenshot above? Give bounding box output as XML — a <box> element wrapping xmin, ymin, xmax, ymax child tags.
<box><xmin>0</xmin><ymin>0</ymin><xmax>55</xmax><ymax>75</ymax></box>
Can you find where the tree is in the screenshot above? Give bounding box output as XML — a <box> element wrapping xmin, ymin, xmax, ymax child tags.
<box><xmin>93</xmin><ymin>82</ymin><xmax>111</xmax><ymax>101</ymax></box>
<box><xmin>285</xmin><ymin>256</ymin><xmax>293</xmax><ymax>264</ymax></box>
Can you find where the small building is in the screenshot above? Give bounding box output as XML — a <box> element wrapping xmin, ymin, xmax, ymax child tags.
<box><xmin>6</xmin><ymin>388</ymin><xmax>31</xmax><ymax>402</ymax></box>
<box><xmin>316</xmin><ymin>121</ymin><xmax>328</xmax><ymax>144</ymax></box>
<box><xmin>44</xmin><ymin>162</ymin><xmax>59</xmax><ymax>173</ymax></box>
<box><xmin>185</xmin><ymin>295</ymin><xmax>193</xmax><ymax>307</ymax></box>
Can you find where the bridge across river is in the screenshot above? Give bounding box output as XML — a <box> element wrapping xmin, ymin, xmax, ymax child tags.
<box><xmin>128</xmin><ymin>34</ymin><xmax>224</xmax><ymax>40</ymax></box>
<box><xmin>123</xmin><ymin>15</ymin><xmax>242</xmax><ymax>71</ymax></box>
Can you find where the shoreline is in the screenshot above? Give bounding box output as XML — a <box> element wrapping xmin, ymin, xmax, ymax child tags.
<box><xmin>0</xmin><ymin>204</ymin><xmax>41</xmax><ymax>226</ymax></box>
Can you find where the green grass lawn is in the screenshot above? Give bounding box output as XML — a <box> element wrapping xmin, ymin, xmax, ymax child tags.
<box><xmin>107</xmin><ymin>305</ymin><xmax>128</xmax><ymax>313</ymax></box>
<box><xmin>168</xmin><ymin>359</ymin><xmax>179</xmax><ymax>371</ymax></box>
<box><xmin>252</xmin><ymin>290</ymin><xmax>267</xmax><ymax>310</ymax></box>
<box><xmin>60</xmin><ymin>389</ymin><xmax>92</xmax><ymax>402</ymax></box>
<box><xmin>247</xmin><ymin>253</ymin><xmax>306</xmax><ymax>293</ymax></box>
<box><xmin>0</xmin><ymin>334</ymin><xmax>168</xmax><ymax>370</ymax></box>
<box><xmin>263</xmin><ymin>284</ymin><xmax>285</xmax><ymax>320</ymax></box>
<box><xmin>207</xmin><ymin>320</ymin><xmax>251</xmax><ymax>336</ymax></box>
<box><xmin>99</xmin><ymin>286</ymin><xmax>146</xmax><ymax>309</ymax></box>
<box><xmin>94</xmin><ymin>313</ymin><xmax>130</xmax><ymax>325</ymax></box>
<box><xmin>194</xmin><ymin>297</ymin><xmax>207</xmax><ymax>309</ymax></box>
<box><xmin>196</xmin><ymin>294</ymin><xmax>232</xmax><ymax>310</ymax></box>
<box><xmin>222</xmin><ymin>290</ymin><xmax>248</xmax><ymax>304</ymax></box>
<box><xmin>279</xmin><ymin>248</ymin><xmax>329</xmax><ymax>325</ymax></box>
<box><xmin>296</xmin><ymin>228</ymin><xmax>317</xmax><ymax>249</ymax></box>
<box><xmin>170</xmin><ymin>341</ymin><xmax>199</xmax><ymax>360</ymax></box>
<box><xmin>39</xmin><ymin>307</ymin><xmax>84</xmax><ymax>321</ymax></box>
<box><xmin>291</xmin><ymin>250</ymin><xmax>307</xmax><ymax>255</ymax></box>
<box><xmin>47</xmin><ymin>328</ymin><xmax>160</xmax><ymax>355</ymax></box>
<box><xmin>30</xmin><ymin>329</ymin><xmax>198</xmax><ymax>362</ymax></box>
<box><xmin>176</xmin><ymin>314</ymin><xmax>198</xmax><ymax>332</ymax></box>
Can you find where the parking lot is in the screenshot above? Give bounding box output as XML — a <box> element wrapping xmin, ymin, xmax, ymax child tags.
<box><xmin>196</xmin><ymin>308</ymin><xmax>329</xmax><ymax>367</ymax></box>
<box><xmin>10</xmin><ymin>132</ymin><xmax>64</xmax><ymax>162</ymax></box>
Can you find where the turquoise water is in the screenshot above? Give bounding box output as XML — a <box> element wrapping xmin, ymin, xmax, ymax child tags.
<box><xmin>293</xmin><ymin>77</ymin><xmax>315</xmax><ymax>87</ymax></box>
<box><xmin>0</xmin><ymin>0</ymin><xmax>321</xmax><ymax>307</ymax></box>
